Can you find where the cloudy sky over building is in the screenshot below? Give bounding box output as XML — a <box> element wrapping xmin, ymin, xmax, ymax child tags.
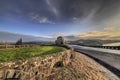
<box><xmin>0</xmin><ymin>0</ymin><xmax>120</xmax><ymax>41</ymax></box>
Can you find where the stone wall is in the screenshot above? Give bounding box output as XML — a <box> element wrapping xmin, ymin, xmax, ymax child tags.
<box><xmin>0</xmin><ymin>50</ymin><xmax>74</xmax><ymax>80</ymax></box>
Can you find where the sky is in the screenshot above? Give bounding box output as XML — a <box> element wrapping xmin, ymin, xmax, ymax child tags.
<box><xmin>0</xmin><ymin>0</ymin><xmax>120</xmax><ymax>41</ymax></box>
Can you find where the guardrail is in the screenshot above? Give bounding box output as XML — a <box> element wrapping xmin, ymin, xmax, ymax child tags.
<box><xmin>90</xmin><ymin>46</ymin><xmax>120</xmax><ymax>50</ymax></box>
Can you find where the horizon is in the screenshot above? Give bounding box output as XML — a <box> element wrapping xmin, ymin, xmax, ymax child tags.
<box><xmin>0</xmin><ymin>31</ymin><xmax>120</xmax><ymax>42</ymax></box>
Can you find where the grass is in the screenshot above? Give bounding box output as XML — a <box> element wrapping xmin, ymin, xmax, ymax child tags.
<box><xmin>0</xmin><ymin>46</ymin><xmax>66</xmax><ymax>62</ymax></box>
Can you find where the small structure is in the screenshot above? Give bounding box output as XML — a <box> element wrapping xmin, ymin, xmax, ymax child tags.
<box><xmin>15</xmin><ymin>38</ymin><xmax>23</xmax><ymax>47</ymax></box>
<box><xmin>55</xmin><ymin>36</ymin><xmax>66</xmax><ymax>45</ymax></box>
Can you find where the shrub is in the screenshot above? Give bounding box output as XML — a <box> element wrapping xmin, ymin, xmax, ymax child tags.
<box><xmin>54</xmin><ymin>61</ymin><xmax>64</xmax><ymax>68</ymax></box>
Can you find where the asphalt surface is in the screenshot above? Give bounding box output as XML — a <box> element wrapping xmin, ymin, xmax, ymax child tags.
<box><xmin>68</xmin><ymin>45</ymin><xmax>120</xmax><ymax>78</ymax></box>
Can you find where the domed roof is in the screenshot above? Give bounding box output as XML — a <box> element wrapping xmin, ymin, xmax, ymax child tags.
<box><xmin>57</xmin><ymin>36</ymin><xmax>64</xmax><ymax>40</ymax></box>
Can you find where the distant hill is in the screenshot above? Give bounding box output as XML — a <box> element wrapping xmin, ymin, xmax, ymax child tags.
<box><xmin>0</xmin><ymin>31</ymin><xmax>55</xmax><ymax>42</ymax></box>
<box><xmin>70</xmin><ymin>39</ymin><xmax>120</xmax><ymax>46</ymax></box>
<box><xmin>103</xmin><ymin>42</ymin><xmax>120</xmax><ymax>46</ymax></box>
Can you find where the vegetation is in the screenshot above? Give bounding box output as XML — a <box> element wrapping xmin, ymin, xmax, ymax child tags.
<box><xmin>0</xmin><ymin>46</ymin><xmax>66</xmax><ymax>62</ymax></box>
<box><xmin>70</xmin><ymin>39</ymin><xmax>102</xmax><ymax>46</ymax></box>
<box><xmin>15</xmin><ymin>38</ymin><xmax>22</xmax><ymax>45</ymax></box>
<box><xmin>54</xmin><ymin>61</ymin><xmax>64</xmax><ymax>68</ymax></box>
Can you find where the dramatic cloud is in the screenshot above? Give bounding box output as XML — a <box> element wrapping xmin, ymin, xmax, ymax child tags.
<box><xmin>45</xmin><ymin>0</ymin><xmax>60</xmax><ymax>18</ymax></box>
<box><xmin>1</xmin><ymin>0</ymin><xmax>120</xmax><ymax>24</ymax></box>
<box><xmin>0</xmin><ymin>0</ymin><xmax>120</xmax><ymax>41</ymax></box>
<box><xmin>68</xmin><ymin>27</ymin><xmax>120</xmax><ymax>40</ymax></box>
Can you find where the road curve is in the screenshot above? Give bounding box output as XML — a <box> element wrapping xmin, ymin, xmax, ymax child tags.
<box><xmin>68</xmin><ymin>45</ymin><xmax>120</xmax><ymax>78</ymax></box>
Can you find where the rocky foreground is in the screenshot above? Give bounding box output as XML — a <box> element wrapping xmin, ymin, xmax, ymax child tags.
<box><xmin>0</xmin><ymin>50</ymin><xmax>119</xmax><ymax>80</ymax></box>
<box><xmin>49</xmin><ymin>51</ymin><xmax>119</xmax><ymax>80</ymax></box>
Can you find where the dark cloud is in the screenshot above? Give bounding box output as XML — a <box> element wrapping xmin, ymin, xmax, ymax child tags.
<box><xmin>0</xmin><ymin>0</ymin><xmax>120</xmax><ymax>24</ymax></box>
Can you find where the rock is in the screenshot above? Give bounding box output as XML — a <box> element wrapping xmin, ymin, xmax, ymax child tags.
<box><xmin>0</xmin><ymin>50</ymin><xmax>72</xmax><ymax>80</ymax></box>
<box><xmin>0</xmin><ymin>50</ymin><xmax>115</xmax><ymax>80</ymax></box>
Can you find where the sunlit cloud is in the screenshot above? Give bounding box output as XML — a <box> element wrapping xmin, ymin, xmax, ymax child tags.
<box><xmin>75</xmin><ymin>27</ymin><xmax>120</xmax><ymax>40</ymax></box>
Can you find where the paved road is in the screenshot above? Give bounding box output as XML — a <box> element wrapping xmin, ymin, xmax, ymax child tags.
<box><xmin>68</xmin><ymin>45</ymin><xmax>120</xmax><ymax>78</ymax></box>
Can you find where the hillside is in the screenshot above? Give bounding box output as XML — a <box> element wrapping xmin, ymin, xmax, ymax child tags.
<box><xmin>70</xmin><ymin>39</ymin><xmax>120</xmax><ymax>46</ymax></box>
<box><xmin>103</xmin><ymin>42</ymin><xmax>120</xmax><ymax>46</ymax></box>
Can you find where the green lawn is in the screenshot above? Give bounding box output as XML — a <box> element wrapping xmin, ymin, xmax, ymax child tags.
<box><xmin>0</xmin><ymin>46</ymin><xmax>66</xmax><ymax>62</ymax></box>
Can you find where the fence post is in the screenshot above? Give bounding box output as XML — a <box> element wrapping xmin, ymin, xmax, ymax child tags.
<box><xmin>5</xmin><ymin>44</ymin><xmax>7</xmax><ymax>49</ymax></box>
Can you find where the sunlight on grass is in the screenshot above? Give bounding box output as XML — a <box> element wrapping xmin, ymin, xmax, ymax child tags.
<box><xmin>0</xmin><ymin>46</ymin><xmax>66</xmax><ymax>62</ymax></box>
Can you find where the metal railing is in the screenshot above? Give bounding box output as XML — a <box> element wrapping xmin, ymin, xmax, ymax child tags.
<box><xmin>91</xmin><ymin>46</ymin><xmax>120</xmax><ymax>50</ymax></box>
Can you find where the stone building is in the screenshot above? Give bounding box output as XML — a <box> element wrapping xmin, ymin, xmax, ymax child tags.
<box><xmin>55</xmin><ymin>36</ymin><xmax>66</xmax><ymax>45</ymax></box>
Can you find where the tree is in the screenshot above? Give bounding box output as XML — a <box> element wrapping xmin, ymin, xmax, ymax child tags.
<box><xmin>15</xmin><ymin>38</ymin><xmax>22</xmax><ymax>45</ymax></box>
